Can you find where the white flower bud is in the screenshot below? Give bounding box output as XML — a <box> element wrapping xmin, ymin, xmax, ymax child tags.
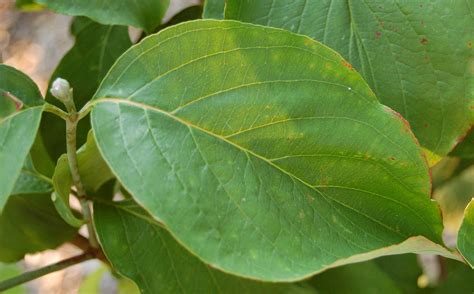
<box><xmin>50</xmin><ymin>78</ymin><xmax>71</xmax><ymax>102</ymax></box>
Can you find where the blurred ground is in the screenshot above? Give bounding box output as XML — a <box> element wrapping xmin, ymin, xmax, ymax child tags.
<box><xmin>0</xmin><ymin>1</ymin><xmax>198</xmax><ymax>293</ymax></box>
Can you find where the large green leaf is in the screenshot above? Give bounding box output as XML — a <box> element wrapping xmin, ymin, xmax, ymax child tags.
<box><xmin>225</xmin><ymin>0</ymin><xmax>474</xmax><ymax>163</ymax></box>
<box><xmin>91</xmin><ymin>20</ymin><xmax>449</xmax><ymax>281</ymax></box>
<box><xmin>458</xmin><ymin>199</ymin><xmax>474</xmax><ymax>267</ymax></box>
<box><xmin>0</xmin><ymin>193</ymin><xmax>76</xmax><ymax>262</ymax></box>
<box><xmin>94</xmin><ymin>200</ymin><xmax>313</xmax><ymax>294</ymax></box>
<box><xmin>36</xmin><ymin>0</ymin><xmax>169</xmax><ymax>33</ymax></box>
<box><xmin>203</xmin><ymin>0</ymin><xmax>225</xmax><ymax>19</ymax></box>
<box><xmin>0</xmin><ymin>65</ymin><xmax>44</xmax><ymax>212</ymax></box>
<box><xmin>41</xmin><ymin>17</ymin><xmax>132</xmax><ymax>161</ymax></box>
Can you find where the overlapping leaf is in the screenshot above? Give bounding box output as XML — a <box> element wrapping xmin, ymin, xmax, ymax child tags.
<box><xmin>0</xmin><ymin>65</ymin><xmax>44</xmax><ymax>212</ymax></box>
<box><xmin>91</xmin><ymin>20</ymin><xmax>447</xmax><ymax>281</ymax></box>
<box><xmin>225</xmin><ymin>0</ymin><xmax>474</xmax><ymax>163</ymax></box>
<box><xmin>94</xmin><ymin>201</ymin><xmax>312</xmax><ymax>294</ymax></box>
<box><xmin>35</xmin><ymin>0</ymin><xmax>169</xmax><ymax>33</ymax></box>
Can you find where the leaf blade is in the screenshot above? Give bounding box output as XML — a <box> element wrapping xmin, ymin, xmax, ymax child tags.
<box><xmin>92</xmin><ymin>20</ymin><xmax>444</xmax><ymax>281</ymax></box>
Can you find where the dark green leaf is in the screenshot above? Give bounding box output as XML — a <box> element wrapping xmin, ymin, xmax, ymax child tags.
<box><xmin>225</xmin><ymin>0</ymin><xmax>474</xmax><ymax>163</ymax></box>
<box><xmin>458</xmin><ymin>199</ymin><xmax>474</xmax><ymax>267</ymax></box>
<box><xmin>41</xmin><ymin>17</ymin><xmax>132</xmax><ymax>160</ymax></box>
<box><xmin>203</xmin><ymin>0</ymin><xmax>225</xmax><ymax>19</ymax></box>
<box><xmin>35</xmin><ymin>0</ymin><xmax>170</xmax><ymax>33</ymax></box>
<box><xmin>94</xmin><ymin>200</ymin><xmax>313</xmax><ymax>294</ymax></box>
<box><xmin>0</xmin><ymin>193</ymin><xmax>76</xmax><ymax>262</ymax></box>
<box><xmin>91</xmin><ymin>20</ymin><xmax>448</xmax><ymax>281</ymax></box>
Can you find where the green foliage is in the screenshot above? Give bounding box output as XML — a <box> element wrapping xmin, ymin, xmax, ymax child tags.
<box><xmin>91</xmin><ymin>19</ymin><xmax>446</xmax><ymax>281</ymax></box>
<box><xmin>0</xmin><ymin>1</ymin><xmax>473</xmax><ymax>292</ymax></box>
<box><xmin>224</xmin><ymin>0</ymin><xmax>473</xmax><ymax>163</ymax></box>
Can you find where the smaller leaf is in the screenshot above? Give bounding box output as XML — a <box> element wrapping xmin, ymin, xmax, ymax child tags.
<box><xmin>52</xmin><ymin>154</ymin><xmax>84</xmax><ymax>228</ymax></box>
<box><xmin>458</xmin><ymin>199</ymin><xmax>474</xmax><ymax>267</ymax></box>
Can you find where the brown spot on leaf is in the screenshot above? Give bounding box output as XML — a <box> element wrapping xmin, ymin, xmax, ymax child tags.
<box><xmin>389</xmin><ymin>156</ymin><xmax>396</xmax><ymax>161</ymax></box>
<box><xmin>468</xmin><ymin>41</ymin><xmax>472</xmax><ymax>48</ymax></box>
<box><xmin>420</xmin><ymin>37</ymin><xmax>429</xmax><ymax>45</ymax></box>
<box><xmin>341</xmin><ymin>60</ymin><xmax>354</xmax><ymax>71</ymax></box>
<box><xmin>424</xmin><ymin>123</ymin><xmax>429</xmax><ymax>128</ymax></box>
<box><xmin>379</xmin><ymin>21</ymin><xmax>384</xmax><ymax>28</ymax></box>
<box><xmin>375</xmin><ymin>31</ymin><xmax>382</xmax><ymax>39</ymax></box>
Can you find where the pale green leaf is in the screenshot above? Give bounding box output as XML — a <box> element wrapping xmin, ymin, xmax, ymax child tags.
<box><xmin>225</xmin><ymin>0</ymin><xmax>474</xmax><ymax>162</ymax></box>
<box><xmin>91</xmin><ymin>20</ymin><xmax>445</xmax><ymax>281</ymax></box>
<box><xmin>76</xmin><ymin>131</ymin><xmax>114</xmax><ymax>192</ymax></box>
<box><xmin>41</xmin><ymin>17</ymin><xmax>132</xmax><ymax>160</ymax></box>
<box><xmin>458</xmin><ymin>199</ymin><xmax>474</xmax><ymax>267</ymax></box>
<box><xmin>203</xmin><ymin>0</ymin><xmax>225</xmax><ymax>19</ymax></box>
<box><xmin>0</xmin><ymin>193</ymin><xmax>76</xmax><ymax>262</ymax></box>
<box><xmin>35</xmin><ymin>0</ymin><xmax>170</xmax><ymax>33</ymax></box>
<box><xmin>52</xmin><ymin>154</ymin><xmax>84</xmax><ymax>227</ymax></box>
<box><xmin>94</xmin><ymin>200</ymin><xmax>313</xmax><ymax>294</ymax></box>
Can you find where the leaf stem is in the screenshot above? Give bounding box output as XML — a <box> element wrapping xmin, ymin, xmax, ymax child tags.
<box><xmin>0</xmin><ymin>252</ymin><xmax>94</xmax><ymax>292</ymax></box>
<box><xmin>65</xmin><ymin>114</ymin><xmax>99</xmax><ymax>248</ymax></box>
<box><xmin>43</xmin><ymin>103</ymin><xmax>69</xmax><ymax>120</ymax></box>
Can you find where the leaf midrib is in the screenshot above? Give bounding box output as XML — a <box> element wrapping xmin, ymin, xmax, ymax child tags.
<box><xmin>93</xmin><ymin>98</ymin><xmax>437</xmax><ymax>239</ymax></box>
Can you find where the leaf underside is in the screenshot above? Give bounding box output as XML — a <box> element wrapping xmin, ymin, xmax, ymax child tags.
<box><xmin>91</xmin><ymin>20</ymin><xmax>444</xmax><ymax>281</ymax></box>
